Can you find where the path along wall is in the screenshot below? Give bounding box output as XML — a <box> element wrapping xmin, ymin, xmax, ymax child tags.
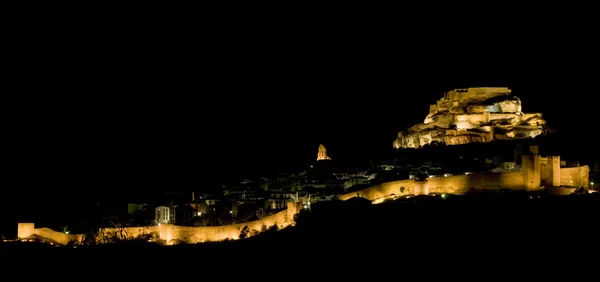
<box><xmin>18</xmin><ymin>202</ymin><xmax>303</xmax><ymax>245</ymax></box>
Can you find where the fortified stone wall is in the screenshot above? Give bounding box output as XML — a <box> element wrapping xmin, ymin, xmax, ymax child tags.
<box><xmin>338</xmin><ymin>180</ymin><xmax>415</xmax><ymax>201</ymax></box>
<box><xmin>339</xmin><ymin>172</ymin><xmax>526</xmax><ymax>202</ymax></box>
<box><xmin>523</xmin><ymin>155</ymin><xmax>541</xmax><ymax>190</ymax></box>
<box><xmin>425</xmin><ymin>172</ymin><xmax>525</xmax><ymax>194</ymax></box>
<box><xmin>338</xmin><ymin>163</ymin><xmax>585</xmax><ymax>203</ymax></box>
<box><xmin>99</xmin><ymin>226</ymin><xmax>160</xmax><ymax>240</ymax></box>
<box><xmin>18</xmin><ymin>202</ymin><xmax>303</xmax><ymax>245</ymax></box>
<box><xmin>560</xmin><ymin>166</ymin><xmax>589</xmax><ymax>188</ymax></box>
<box><xmin>157</xmin><ymin>209</ymin><xmax>290</xmax><ymax>243</ymax></box>
<box><xmin>17</xmin><ymin>223</ymin><xmax>84</xmax><ymax>245</ymax></box>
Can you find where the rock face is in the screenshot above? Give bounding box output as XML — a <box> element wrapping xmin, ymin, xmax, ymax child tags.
<box><xmin>317</xmin><ymin>144</ymin><xmax>331</xmax><ymax>161</ymax></box>
<box><xmin>393</xmin><ymin>87</ymin><xmax>549</xmax><ymax>149</ymax></box>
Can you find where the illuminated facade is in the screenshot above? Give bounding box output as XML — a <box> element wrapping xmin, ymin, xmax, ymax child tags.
<box><xmin>316</xmin><ymin>144</ymin><xmax>331</xmax><ymax>161</ymax></box>
<box><xmin>393</xmin><ymin>87</ymin><xmax>548</xmax><ymax>149</ymax></box>
<box><xmin>155</xmin><ymin>206</ymin><xmax>172</xmax><ymax>225</ymax></box>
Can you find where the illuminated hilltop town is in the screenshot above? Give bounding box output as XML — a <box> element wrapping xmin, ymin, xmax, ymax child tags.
<box><xmin>393</xmin><ymin>87</ymin><xmax>548</xmax><ymax>149</ymax></box>
<box><xmin>11</xmin><ymin>89</ymin><xmax>598</xmax><ymax>247</ymax></box>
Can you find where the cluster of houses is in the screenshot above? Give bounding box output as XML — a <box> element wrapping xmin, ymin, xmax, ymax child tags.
<box><xmin>125</xmin><ymin>160</ymin><xmax>379</xmax><ymax>227</ymax></box>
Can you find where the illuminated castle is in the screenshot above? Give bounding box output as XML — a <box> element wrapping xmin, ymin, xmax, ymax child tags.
<box><xmin>393</xmin><ymin>87</ymin><xmax>549</xmax><ymax>149</ymax></box>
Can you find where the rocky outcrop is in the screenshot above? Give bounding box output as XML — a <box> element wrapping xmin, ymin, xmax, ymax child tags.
<box><xmin>393</xmin><ymin>87</ymin><xmax>549</xmax><ymax>149</ymax></box>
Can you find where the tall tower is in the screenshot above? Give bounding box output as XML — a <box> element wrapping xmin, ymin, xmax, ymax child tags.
<box><xmin>316</xmin><ymin>144</ymin><xmax>331</xmax><ymax>161</ymax></box>
<box><xmin>543</xmin><ymin>156</ymin><xmax>560</xmax><ymax>187</ymax></box>
<box><xmin>522</xmin><ymin>154</ymin><xmax>541</xmax><ymax>190</ymax></box>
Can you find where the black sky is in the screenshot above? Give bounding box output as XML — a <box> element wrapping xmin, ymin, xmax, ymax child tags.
<box><xmin>4</xmin><ymin>11</ymin><xmax>599</xmax><ymax>200</ymax></box>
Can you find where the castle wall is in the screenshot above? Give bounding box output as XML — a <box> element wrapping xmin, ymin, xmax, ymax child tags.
<box><xmin>33</xmin><ymin>228</ymin><xmax>85</xmax><ymax>245</ymax></box>
<box><xmin>18</xmin><ymin>202</ymin><xmax>303</xmax><ymax>245</ymax></box>
<box><xmin>99</xmin><ymin>226</ymin><xmax>160</xmax><ymax>240</ymax></box>
<box><xmin>522</xmin><ymin>155</ymin><xmax>541</xmax><ymax>190</ymax></box>
<box><xmin>338</xmin><ymin>179</ymin><xmax>415</xmax><ymax>201</ymax></box>
<box><xmin>157</xmin><ymin>209</ymin><xmax>289</xmax><ymax>243</ymax></box>
<box><xmin>339</xmin><ymin>172</ymin><xmax>527</xmax><ymax>202</ymax></box>
<box><xmin>560</xmin><ymin>166</ymin><xmax>589</xmax><ymax>188</ymax></box>
<box><xmin>17</xmin><ymin>223</ymin><xmax>84</xmax><ymax>245</ymax></box>
<box><xmin>427</xmin><ymin>172</ymin><xmax>525</xmax><ymax>194</ymax></box>
<box><xmin>17</xmin><ymin>223</ymin><xmax>34</xmax><ymax>239</ymax></box>
<box><xmin>413</xmin><ymin>181</ymin><xmax>429</xmax><ymax>195</ymax></box>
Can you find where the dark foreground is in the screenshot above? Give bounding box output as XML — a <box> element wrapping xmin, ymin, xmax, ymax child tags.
<box><xmin>2</xmin><ymin>192</ymin><xmax>599</xmax><ymax>272</ymax></box>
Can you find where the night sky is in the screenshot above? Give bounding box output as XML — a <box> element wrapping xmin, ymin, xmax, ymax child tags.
<box><xmin>4</xmin><ymin>17</ymin><xmax>598</xmax><ymax>204</ymax></box>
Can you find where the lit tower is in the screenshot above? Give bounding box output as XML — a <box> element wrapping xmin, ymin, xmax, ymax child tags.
<box><xmin>316</xmin><ymin>144</ymin><xmax>331</xmax><ymax>161</ymax></box>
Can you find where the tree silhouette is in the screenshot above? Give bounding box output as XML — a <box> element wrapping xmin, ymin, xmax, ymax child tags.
<box><xmin>239</xmin><ymin>225</ymin><xmax>250</xmax><ymax>239</ymax></box>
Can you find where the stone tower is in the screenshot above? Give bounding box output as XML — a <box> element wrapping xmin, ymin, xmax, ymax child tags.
<box><xmin>316</xmin><ymin>144</ymin><xmax>331</xmax><ymax>161</ymax></box>
<box><xmin>522</xmin><ymin>154</ymin><xmax>541</xmax><ymax>190</ymax></box>
<box><xmin>540</xmin><ymin>156</ymin><xmax>560</xmax><ymax>187</ymax></box>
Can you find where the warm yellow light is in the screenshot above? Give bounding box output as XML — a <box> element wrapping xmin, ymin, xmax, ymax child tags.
<box><xmin>316</xmin><ymin>144</ymin><xmax>331</xmax><ymax>161</ymax></box>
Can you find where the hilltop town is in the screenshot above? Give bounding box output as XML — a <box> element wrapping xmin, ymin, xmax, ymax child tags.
<box><xmin>5</xmin><ymin>88</ymin><xmax>598</xmax><ymax>247</ymax></box>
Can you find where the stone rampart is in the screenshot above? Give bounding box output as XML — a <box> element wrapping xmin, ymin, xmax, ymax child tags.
<box><xmin>18</xmin><ymin>202</ymin><xmax>303</xmax><ymax>245</ymax></box>
<box><xmin>339</xmin><ymin>172</ymin><xmax>527</xmax><ymax>202</ymax></box>
<box><xmin>17</xmin><ymin>223</ymin><xmax>84</xmax><ymax>245</ymax></box>
<box><xmin>560</xmin><ymin>166</ymin><xmax>589</xmax><ymax>188</ymax></box>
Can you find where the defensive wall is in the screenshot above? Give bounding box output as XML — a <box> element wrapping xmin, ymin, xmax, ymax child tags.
<box><xmin>17</xmin><ymin>223</ymin><xmax>85</xmax><ymax>245</ymax></box>
<box><xmin>338</xmin><ymin>179</ymin><xmax>416</xmax><ymax>201</ymax></box>
<box><xmin>18</xmin><ymin>202</ymin><xmax>303</xmax><ymax>246</ymax></box>
<box><xmin>339</xmin><ymin>163</ymin><xmax>589</xmax><ymax>202</ymax></box>
<box><xmin>339</xmin><ymin>172</ymin><xmax>526</xmax><ymax>202</ymax></box>
<box><xmin>560</xmin><ymin>166</ymin><xmax>590</xmax><ymax>188</ymax></box>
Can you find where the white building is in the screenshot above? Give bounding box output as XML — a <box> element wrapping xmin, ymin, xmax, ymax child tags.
<box><xmin>155</xmin><ymin>206</ymin><xmax>173</xmax><ymax>225</ymax></box>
